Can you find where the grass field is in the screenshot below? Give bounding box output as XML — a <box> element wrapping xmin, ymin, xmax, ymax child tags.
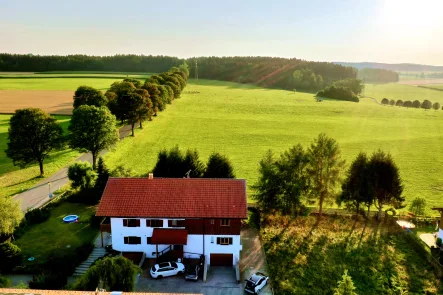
<box><xmin>261</xmin><ymin>214</ymin><xmax>441</xmax><ymax>294</ymax></box>
<box><xmin>418</xmin><ymin>84</ymin><xmax>443</xmax><ymax>91</ymax></box>
<box><xmin>15</xmin><ymin>202</ymin><xmax>98</xmax><ymax>266</ymax></box>
<box><xmin>102</xmin><ymin>79</ymin><xmax>443</xmax><ymax>211</ymax></box>
<box><xmin>365</xmin><ymin>83</ymin><xmax>443</xmax><ymax>103</ymax></box>
<box><xmin>0</xmin><ymin>114</ymin><xmax>80</xmax><ymax>197</ymax></box>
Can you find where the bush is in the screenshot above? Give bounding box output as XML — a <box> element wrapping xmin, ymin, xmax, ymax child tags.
<box><xmin>381</xmin><ymin>98</ymin><xmax>389</xmax><ymax>105</ymax></box>
<box><xmin>29</xmin><ymin>272</ymin><xmax>67</xmax><ymax>290</ymax></box>
<box><xmin>68</xmin><ymin>162</ymin><xmax>97</xmax><ymax>190</ymax></box>
<box><xmin>412</xmin><ymin>100</ymin><xmax>421</xmax><ymax>108</ymax></box>
<box><xmin>402</xmin><ymin>100</ymin><xmax>412</xmax><ymax>108</ymax></box>
<box><xmin>316</xmin><ymin>85</ymin><xmax>359</xmax><ymax>102</ymax></box>
<box><xmin>395</xmin><ymin>100</ymin><xmax>403</xmax><ymax>107</ymax></box>
<box><xmin>25</xmin><ymin>207</ymin><xmax>50</xmax><ymax>225</ymax></box>
<box><xmin>0</xmin><ymin>241</ymin><xmax>22</xmax><ymax>273</ymax></box>
<box><xmin>421</xmin><ymin>99</ymin><xmax>432</xmax><ymax>110</ymax></box>
<box><xmin>0</xmin><ymin>275</ymin><xmax>11</xmax><ymax>287</ymax></box>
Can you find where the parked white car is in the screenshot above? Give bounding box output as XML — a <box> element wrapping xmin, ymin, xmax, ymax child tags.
<box><xmin>150</xmin><ymin>261</ymin><xmax>185</xmax><ymax>279</ymax></box>
<box><xmin>244</xmin><ymin>272</ymin><xmax>269</xmax><ymax>294</ymax></box>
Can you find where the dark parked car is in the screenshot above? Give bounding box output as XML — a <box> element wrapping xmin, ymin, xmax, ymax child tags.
<box><xmin>244</xmin><ymin>272</ymin><xmax>269</xmax><ymax>294</ymax></box>
<box><xmin>185</xmin><ymin>265</ymin><xmax>200</xmax><ymax>281</ymax></box>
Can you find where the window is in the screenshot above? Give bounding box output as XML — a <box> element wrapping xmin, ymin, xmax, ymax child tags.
<box><xmin>210</xmin><ymin>219</ymin><xmax>214</xmax><ymax>225</ymax></box>
<box><xmin>146</xmin><ymin>219</ymin><xmax>163</xmax><ymax>227</ymax></box>
<box><xmin>123</xmin><ymin>219</ymin><xmax>140</xmax><ymax>227</ymax></box>
<box><xmin>169</xmin><ymin>220</ymin><xmax>185</xmax><ymax>227</ymax></box>
<box><xmin>216</xmin><ymin>237</ymin><xmax>233</xmax><ymax>245</ymax></box>
<box><xmin>220</xmin><ymin>219</ymin><xmax>230</xmax><ymax>226</ymax></box>
<box><xmin>147</xmin><ymin>237</ymin><xmax>152</xmax><ymax>244</ymax></box>
<box><xmin>124</xmin><ymin>236</ymin><xmax>141</xmax><ymax>244</ymax></box>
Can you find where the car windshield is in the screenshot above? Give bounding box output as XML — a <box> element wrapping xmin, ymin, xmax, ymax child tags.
<box><xmin>250</xmin><ymin>275</ymin><xmax>261</xmax><ymax>283</ymax></box>
<box><xmin>171</xmin><ymin>262</ymin><xmax>178</xmax><ymax>268</ymax></box>
<box><xmin>150</xmin><ymin>266</ymin><xmax>156</xmax><ymax>272</ymax></box>
<box><xmin>246</xmin><ymin>280</ymin><xmax>256</xmax><ymax>288</ymax></box>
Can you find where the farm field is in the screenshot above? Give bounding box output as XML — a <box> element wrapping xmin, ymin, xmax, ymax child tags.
<box><xmin>418</xmin><ymin>84</ymin><xmax>443</xmax><ymax>91</ymax></box>
<box><xmin>0</xmin><ymin>114</ymin><xmax>80</xmax><ymax>198</ymax></box>
<box><xmin>103</xmin><ymin>79</ymin><xmax>443</xmax><ymax>210</ymax></box>
<box><xmin>365</xmin><ymin>83</ymin><xmax>443</xmax><ymax>103</ymax></box>
<box><xmin>261</xmin><ymin>215</ymin><xmax>441</xmax><ymax>294</ymax></box>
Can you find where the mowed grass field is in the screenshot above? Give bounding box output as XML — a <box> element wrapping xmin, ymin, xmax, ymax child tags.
<box><xmin>365</xmin><ymin>83</ymin><xmax>443</xmax><ymax>103</ymax></box>
<box><xmin>103</xmin><ymin>80</ymin><xmax>443</xmax><ymax>210</ymax></box>
<box><xmin>0</xmin><ymin>114</ymin><xmax>80</xmax><ymax>197</ymax></box>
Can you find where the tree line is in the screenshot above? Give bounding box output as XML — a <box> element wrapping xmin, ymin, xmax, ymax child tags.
<box><xmin>381</xmin><ymin>98</ymin><xmax>441</xmax><ymax>110</ymax></box>
<box><xmin>5</xmin><ymin>65</ymin><xmax>188</xmax><ymax>175</ymax></box>
<box><xmin>357</xmin><ymin>68</ymin><xmax>399</xmax><ymax>83</ymax></box>
<box><xmin>253</xmin><ymin>133</ymin><xmax>404</xmax><ymax>220</ymax></box>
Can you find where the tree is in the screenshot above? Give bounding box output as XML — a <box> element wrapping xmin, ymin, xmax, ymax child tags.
<box><xmin>123</xmin><ymin>78</ymin><xmax>141</xmax><ymax>88</ymax></box>
<box><xmin>402</xmin><ymin>100</ymin><xmax>412</xmax><ymax>108</ymax></box>
<box><xmin>421</xmin><ymin>99</ymin><xmax>432</xmax><ymax>110</ymax></box>
<box><xmin>204</xmin><ymin>152</ymin><xmax>236</xmax><ymax>178</ymax></box>
<box><xmin>409</xmin><ymin>197</ymin><xmax>426</xmax><ymax>216</ymax></box>
<box><xmin>183</xmin><ymin>149</ymin><xmax>205</xmax><ymax>178</ymax></box>
<box><xmin>333</xmin><ymin>270</ymin><xmax>358</xmax><ymax>295</ymax></box>
<box><xmin>73</xmin><ymin>86</ymin><xmax>107</xmax><ymax>109</ymax></box>
<box><xmin>381</xmin><ymin>98</ymin><xmax>389</xmax><ymax>105</ymax></box>
<box><xmin>433</xmin><ymin>102</ymin><xmax>441</xmax><ymax>111</ymax></box>
<box><xmin>395</xmin><ymin>100</ymin><xmax>403</xmax><ymax>107</ymax></box>
<box><xmin>0</xmin><ymin>242</ymin><xmax>22</xmax><ymax>273</ymax></box>
<box><xmin>142</xmin><ymin>82</ymin><xmax>164</xmax><ymax>114</ymax></box>
<box><xmin>134</xmin><ymin>89</ymin><xmax>153</xmax><ymax>129</ymax></box>
<box><xmin>338</xmin><ymin>152</ymin><xmax>373</xmax><ymax>216</ymax></box>
<box><xmin>0</xmin><ymin>197</ymin><xmax>23</xmax><ymax>236</ymax></box>
<box><xmin>389</xmin><ymin>99</ymin><xmax>395</xmax><ymax>106</ymax></box>
<box><xmin>68</xmin><ymin>162</ymin><xmax>97</xmax><ymax>190</ymax></box>
<box><xmin>95</xmin><ymin>157</ymin><xmax>110</xmax><ymax>192</ymax></box>
<box><xmin>74</xmin><ymin>256</ymin><xmax>138</xmax><ymax>291</ymax></box>
<box><xmin>111</xmin><ymin>165</ymin><xmax>133</xmax><ymax>177</ymax></box>
<box><xmin>306</xmin><ymin>133</ymin><xmax>345</xmax><ymax>216</ymax></box>
<box><xmin>367</xmin><ymin>150</ymin><xmax>404</xmax><ymax>220</ymax></box>
<box><xmin>6</xmin><ymin>108</ymin><xmax>63</xmax><ymax>176</ymax></box>
<box><xmin>333</xmin><ymin>78</ymin><xmax>364</xmax><ymax>95</ymax></box>
<box><xmin>69</xmin><ymin>105</ymin><xmax>119</xmax><ymax>170</ymax></box>
<box><xmin>412</xmin><ymin>100</ymin><xmax>421</xmax><ymax>108</ymax></box>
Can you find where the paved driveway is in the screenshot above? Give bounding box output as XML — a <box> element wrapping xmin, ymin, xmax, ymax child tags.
<box><xmin>135</xmin><ymin>227</ymin><xmax>272</xmax><ymax>295</ymax></box>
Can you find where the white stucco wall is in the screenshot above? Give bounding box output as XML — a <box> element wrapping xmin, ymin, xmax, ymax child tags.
<box><xmin>110</xmin><ymin>217</ymin><xmax>242</xmax><ymax>263</ymax></box>
<box><xmin>438</xmin><ymin>228</ymin><xmax>443</xmax><ymax>241</ymax></box>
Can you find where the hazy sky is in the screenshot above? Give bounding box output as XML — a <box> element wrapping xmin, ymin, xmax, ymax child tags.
<box><xmin>1</xmin><ymin>0</ymin><xmax>442</xmax><ymax>65</ymax></box>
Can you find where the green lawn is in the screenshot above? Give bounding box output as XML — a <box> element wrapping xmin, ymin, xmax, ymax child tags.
<box><xmin>15</xmin><ymin>202</ymin><xmax>98</xmax><ymax>266</ymax></box>
<box><xmin>261</xmin><ymin>215</ymin><xmax>441</xmax><ymax>294</ymax></box>
<box><xmin>365</xmin><ymin>83</ymin><xmax>443</xmax><ymax>104</ymax></box>
<box><xmin>0</xmin><ymin>115</ymin><xmax>80</xmax><ymax>197</ymax></box>
<box><xmin>103</xmin><ymin>79</ymin><xmax>443</xmax><ymax>210</ymax></box>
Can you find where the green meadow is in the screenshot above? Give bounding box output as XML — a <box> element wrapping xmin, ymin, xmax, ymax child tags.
<box><xmin>101</xmin><ymin>80</ymin><xmax>443</xmax><ymax>210</ymax></box>
<box><xmin>0</xmin><ymin>114</ymin><xmax>80</xmax><ymax>197</ymax></box>
<box><xmin>365</xmin><ymin>83</ymin><xmax>443</xmax><ymax>103</ymax></box>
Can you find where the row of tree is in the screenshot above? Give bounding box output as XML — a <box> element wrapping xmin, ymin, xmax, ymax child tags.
<box><xmin>381</xmin><ymin>98</ymin><xmax>441</xmax><ymax>110</ymax></box>
<box><xmin>6</xmin><ymin>65</ymin><xmax>189</xmax><ymax>176</ymax></box>
<box><xmin>253</xmin><ymin>133</ymin><xmax>404</xmax><ymax>220</ymax></box>
<box><xmin>357</xmin><ymin>68</ymin><xmax>399</xmax><ymax>83</ymax></box>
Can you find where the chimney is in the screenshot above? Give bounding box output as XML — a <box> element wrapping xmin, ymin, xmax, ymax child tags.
<box><xmin>148</xmin><ymin>173</ymin><xmax>154</xmax><ymax>179</ymax></box>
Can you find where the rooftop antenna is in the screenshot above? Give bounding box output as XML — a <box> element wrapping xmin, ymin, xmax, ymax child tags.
<box><xmin>195</xmin><ymin>59</ymin><xmax>198</xmax><ymax>80</ymax></box>
<box><xmin>184</xmin><ymin>170</ymin><xmax>192</xmax><ymax>178</ymax></box>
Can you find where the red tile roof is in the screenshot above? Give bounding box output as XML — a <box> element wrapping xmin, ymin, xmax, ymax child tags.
<box><xmin>151</xmin><ymin>229</ymin><xmax>188</xmax><ymax>245</ymax></box>
<box><xmin>96</xmin><ymin>178</ymin><xmax>247</xmax><ymax>218</ymax></box>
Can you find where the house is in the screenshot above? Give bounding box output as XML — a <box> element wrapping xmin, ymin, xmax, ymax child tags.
<box><xmin>96</xmin><ymin>177</ymin><xmax>247</xmax><ymax>266</ymax></box>
<box><xmin>0</xmin><ymin>289</ymin><xmax>202</xmax><ymax>295</ymax></box>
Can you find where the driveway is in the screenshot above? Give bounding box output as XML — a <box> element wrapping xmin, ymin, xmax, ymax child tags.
<box><xmin>135</xmin><ymin>226</ymin><xmax>273</xmax><ymax>295</ymax></box>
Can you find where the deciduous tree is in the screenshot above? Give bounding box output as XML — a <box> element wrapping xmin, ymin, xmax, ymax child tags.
<box><xmin>367</xmin><ymin>150</ymin><xmax>404</xmax><ymax>220</ymax></box>
<box><xmin>0</xmin><ymin>197</ymin><xmax>23</xmax><ymax>236</ymax></box>
<box><xmin>421</xmin><ymin>99</ymin><xmax>432</xmax><ymax>110</ymax></box>
<box><xmin>402</xmin><ymin>100</ymin><xmax>412</xmax><ymax>108</ymax></box>
<box><xmin>6</xmin><ymin>108</ymin><xmax>63</xmax><ymax>176</ymax></box>
<box><xmin>68</xmin><ymin>161</ymin><xmax>97</xmax><ymax>190</ymax></box>
<box><xmin>306</xmin><ymin>133</ymin><xmax>345</xmax><ymax>216</ymax></box>
<box><xmin>412</xmin><ymin>100</ymin><xmax>421</xmax><ymax>108</ymax></box>
<box><xmin>389</xmin><ymin>99</ymin><xmax>395</xmax><ymax>106</ymax></box>
<box><xmin>395</xmin><ymin>100</ymin><xmax>403</xmax><ymax>107</ymax></box>
<box><xmin>409</xmin><ymin>197</ymin><xmax>426</xmax><ymax>216</ymax></box>
<box><xmin>73</xmin><ymin>86</ymin><xmax>107</xmax><ymax>109</ymax></box>
<box><xmin>381</xmin><ymin>98</ymin><xmax>389</xmax><ymax>105</ymax></box>
<box><xmin>433</xmin><ymin>102</ymin><xmax>441</xmax><ymax>111</ymax></box>
<box><xmin>69</xmin><ymin>105</ymin><xmax>119</xmax><ymax>170</ymax></box>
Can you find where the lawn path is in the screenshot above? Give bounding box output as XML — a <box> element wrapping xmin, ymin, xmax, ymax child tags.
<box><xmin>13</xmin><ymin>124</ymin><xmax>133</xmax><ymax>211</ymax></box>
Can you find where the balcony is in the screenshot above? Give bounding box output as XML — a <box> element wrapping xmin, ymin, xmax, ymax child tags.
<box><xmin>100</xmin><ymin>217</ymin><xmax>111</xmax><ymax>233</ymax></box>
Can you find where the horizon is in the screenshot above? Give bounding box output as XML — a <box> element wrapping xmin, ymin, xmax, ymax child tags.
<box><xmin>1</xmin><ymin>0</ymin><xmax>443</xmax><ymax>66</ymax></box>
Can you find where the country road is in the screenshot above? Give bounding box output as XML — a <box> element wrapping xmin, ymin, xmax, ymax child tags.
<box><xmin>13</xmin><ymin>124</ymin><xmax>133</xmax><ymax>211</ymax></box>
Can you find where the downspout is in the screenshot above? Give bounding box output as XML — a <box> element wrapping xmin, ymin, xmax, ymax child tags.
<box><xmin>202</xmin><ymin>218</ymin><xmax>205</xmax><ymax>258</ymax></box>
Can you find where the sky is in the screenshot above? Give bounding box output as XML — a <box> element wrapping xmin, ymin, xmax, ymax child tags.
<box><xmin>1</xmin><ymin>0</ymin><xmax>442</xmax><ymax>65</ymax></box>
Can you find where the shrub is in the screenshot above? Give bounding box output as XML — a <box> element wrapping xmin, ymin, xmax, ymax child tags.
<box><xmin>432</xmin><ymin>102</ymin><xmax>441</xmax><ymax>110</ymax></box>
<box><xmin>68</xmin><ymin>162</ymin><xmax>97</xmax><ymax>190</ymax></box>
<box><xmin>381</xmin><ymin>98</ymin><xmax>389</xmax><ymax>105</ymax></box>
<box><xmin>29</xmin><ymin>273</ymin><xmax>67</xmax><ymax>290</ymax></box>
<box><xmin>421</xmin><ymin>99</ymin><xmax>432</xmax><ymax>110</ymax></box>
<box><xmin>389</xmin><ymin>99</ymin><xmax>395</xmax><ymax>106</ymax></box>
<box><xmin>0</xmin><ymin>241</ymin><xmax>22</xmax><ymax>273</ymax></box>
<box><xmin>437</xmin><ymin>238</ymin><xmax>442</xmax><ymax>247</ymax></box>
<box><xmin>395</xmin><ymin>100</ymin><xmax>403</xmax><ymax>107</ymax></box>
<box><xmin>412</xmin><ymin>100</ymin><xmax>421</xmax><ymax>108</ymax></box>
<box><xmin>403</xmin><ymin>100</ymin><xmax>412</xmax><ymax>108</ymax></box>
<box><xmin>0</xmin><ymin>275</ymin><xmax>11</xmax><ymax>287</ymax></box>
<box><xmin>316</xmin><ymin>86</ymin><xmax>359</xmax><ymax>102</ymax></box>
<box><xmin>25</xmin><ymin>207</ymin><xmax>50</xmax><ymax>225</ymax></box>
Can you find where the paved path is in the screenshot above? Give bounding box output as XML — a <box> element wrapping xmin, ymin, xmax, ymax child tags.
<box><xmin>14</xmin><ymin>124</ymin><xmax>133</xmax><ymax>211</ymax></box>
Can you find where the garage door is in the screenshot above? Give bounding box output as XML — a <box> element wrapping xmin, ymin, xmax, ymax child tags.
<box><xmin>210</xmin><ymin>253</ymin><xmax>233</xmax><ymax>266</ymax></box>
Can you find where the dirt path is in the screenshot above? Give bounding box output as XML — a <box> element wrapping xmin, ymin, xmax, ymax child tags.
<box><xmin>0</xmin><ymin>90</ymin><xmax>74</xmax><ymax>115</ymax></box>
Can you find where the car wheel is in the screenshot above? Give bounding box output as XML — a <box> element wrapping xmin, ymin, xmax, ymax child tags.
<box><xmin>180</xmin><ymin>270</ymin><xmax>184</xmax><ymax>274</ymax></box>
<box><xmin>157</xmin><ymin>275</ymin><xmax>162</xmax><ymax>279</ymax></box>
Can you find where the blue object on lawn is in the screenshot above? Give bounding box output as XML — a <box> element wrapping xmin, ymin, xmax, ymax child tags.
<box><xmin>63</xmin><ymin>215</ymin><xmax>79</xmax><ymax>223</ymax></box>
<box><xmin>28</xmin><ymin>257</ymin><xmax>35</xmax><ymax>261</ymax></box>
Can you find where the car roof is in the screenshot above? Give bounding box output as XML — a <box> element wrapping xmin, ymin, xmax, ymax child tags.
<box><xmin>250</xmin><ymin>273</ymin><xmax>265</xmax><ymax>282</ymax></box>
<box><xmin>158</xmin><ymin>262</ymin><xmax>170</xmax><ymax>268</ymax></box>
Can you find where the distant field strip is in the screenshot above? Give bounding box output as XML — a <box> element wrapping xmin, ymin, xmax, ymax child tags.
<box><xmin>418</xmin><ymin>84</ymin><xmax>443</xmax><ymax>92</ymax></box>
<box><xmin>0</xmin><ymin>90</ymin><xmax>74</xmax><ymax>114</ymax></box>
<box><xmin>365</xmin><ymin>83</ymin><xmax>443</xmax><ymax>104</ymax></box>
